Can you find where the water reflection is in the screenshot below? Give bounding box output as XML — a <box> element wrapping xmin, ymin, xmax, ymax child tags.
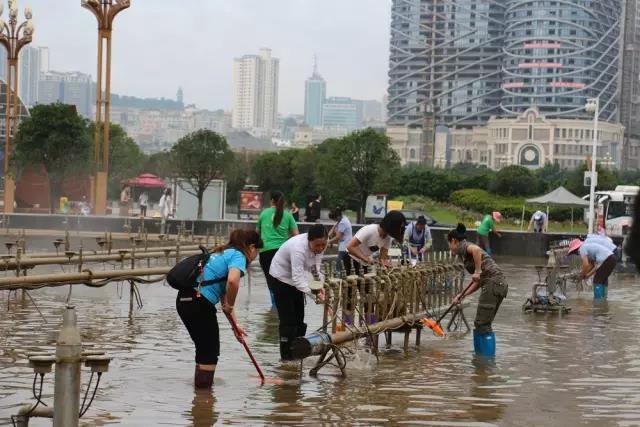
<box><xmin>189</xmin><ymin>390</ymin><xmax>218</xmax><ymax>427</ymax></box>
<box><xmin>0</xmin><ymin>261</ymin><xmax>639</xmax><ymax>426</ymax></box>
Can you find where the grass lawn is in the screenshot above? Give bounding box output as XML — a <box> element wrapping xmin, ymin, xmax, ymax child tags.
<box><xmin>397</xmin><ymin>195</ymin><xmax>586</xmax><ymax>234</ymax></box>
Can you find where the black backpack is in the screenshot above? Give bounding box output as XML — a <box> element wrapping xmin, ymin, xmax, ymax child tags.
<box><xmin>166</xmin><ymin>246</ymin><xmax>226</xmax><ymax>291</ymax></box>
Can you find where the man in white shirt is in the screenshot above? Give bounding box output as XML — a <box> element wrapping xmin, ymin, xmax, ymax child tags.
<box><xmin>270</xmin><ymin>224</ymin><xmax>328</xmax><ymax>360</ymax></box>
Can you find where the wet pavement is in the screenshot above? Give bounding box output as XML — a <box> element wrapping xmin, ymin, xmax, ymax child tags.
<box><xmin>1</xmin><ymin>259</ymin><xmax>639</xmax><ymax>426</ymax></box>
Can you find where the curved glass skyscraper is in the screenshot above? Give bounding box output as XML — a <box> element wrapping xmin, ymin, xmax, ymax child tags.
<box><xmin>387</xmin><ymin>0</ymin><xmax>506</xmax><ymax>127</ymax></box>
<box><xmin>388</xmin><ymin>0</ymin><xmax>624</xmax><ymax>126</ymax></box>
<box><xmin>501</xmin><ymin>0</ymin><xmax>623</xmax><ymax>120</ymax></box>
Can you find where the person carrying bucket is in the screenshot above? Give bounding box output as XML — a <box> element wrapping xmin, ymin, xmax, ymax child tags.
<box><xmin>447</xmin><ymin>223</ymin><xmax>508</xmax><ymax>357</ymax></box>
<box><xmin>176</xmin><ymin>230</ymin><xmax>263</xmax><ymax>388</ymax></box>
<box><xmin>567</xmin><ymin>236</ymin><xmax>617</xmax><ymax>300</ymax></box>
<box><xmin>477</xmin><ymin>211</ymin><xmax>502</xmax><ymax>255</ymax></box>
<box><xmin>257</xmin><ymin>191</ymin><xmax>299</xmax><ymax>309</ymax></box>
<box><xmin>269</xmin><ymin>224</ymin><xmax>328</xmax><ymax>361</ymax></box>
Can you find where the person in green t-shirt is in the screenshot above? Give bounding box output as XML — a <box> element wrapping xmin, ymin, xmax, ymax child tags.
<box><xmin>476</xmin><ymin>211</ymin><xmax>502</xmax><ymax>255</ymax></box>
<box><xmin>257</xmin><ymin>191</ymin><xmax>299</xmax><ymax>307</ymax></box>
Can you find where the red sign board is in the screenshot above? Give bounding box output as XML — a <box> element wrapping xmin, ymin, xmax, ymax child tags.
<box><xmin>239</xmin><ymin>191</ymin><xmax>263</xmax><ymax>213</ymax></box>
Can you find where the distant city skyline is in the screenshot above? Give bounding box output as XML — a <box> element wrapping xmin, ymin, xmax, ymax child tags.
<box><xmin>20</xmin><ymin>0</ymin><xmax>391</xmax><ymax>114</ymax></box>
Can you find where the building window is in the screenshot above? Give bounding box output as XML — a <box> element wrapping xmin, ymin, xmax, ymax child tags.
<box><xmin>528</xmin><ymin>125</ymin><xmax>533</xmax><ymax>140</ymax></box>
<box><xmin>409</xmin><ymin>148</ymin><xmax>416</xmax><ymax>159</ymax></box>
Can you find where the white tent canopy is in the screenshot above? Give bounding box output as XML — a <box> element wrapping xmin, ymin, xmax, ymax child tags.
<box><xmin>521</xmin><ymin>186</ymin><xmax>588</xmax><ymax>231</ymax></box>
<box><xmin>526</xmin><ymin>186</ymin><xmax>589</xmax><ymax>208</ymax></box>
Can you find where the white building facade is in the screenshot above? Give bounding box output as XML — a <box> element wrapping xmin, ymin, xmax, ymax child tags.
<box><xmin>447</xmin><ymin>108</ymin><xmax>624</xmax><ymax>170</ymax></box>
<box><xmin>232</xmin><ymin>48</ymin><xmax>279</xmax><ymax>134</ymax></box>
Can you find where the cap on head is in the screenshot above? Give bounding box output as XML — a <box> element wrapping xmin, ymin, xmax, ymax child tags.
<box><xmin>533</xmin><ymin>213</ymin><xmax>542</xmax><ymax>221</ymax></box>
<box><xmin>492</xmin><ymin>211</ymin><xmax>503</xmax><ymax>222</ymax></box>
<box><xmin>416</xmin><ymin>215</ymin><xmax>427</xmax><ymax>226</ymax></box>
<box><xmin>381</xmin><ymin>210</ymin><xmax>407</xmax><ymax>242</ymax></box>
<box><xmin>567</xmin><ymin>238</ymin><xmax>583</xmax><ymax>254</ymax></box>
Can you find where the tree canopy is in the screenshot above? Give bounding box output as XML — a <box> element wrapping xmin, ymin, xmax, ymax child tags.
<box><xmin>13</xmin><ymin>103</ymin><xmax>91</xmax><ymax>211</ymax></box>
<box><xmin>172</xmin><ymin>129</ymin><xmax>233</xmax><ymax>219</ymax></box>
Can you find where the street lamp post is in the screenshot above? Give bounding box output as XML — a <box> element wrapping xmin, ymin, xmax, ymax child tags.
<box><xmin>82</xmin><ymin>0</ymin><xmax>130</xmax><ymax>215</ymax></box>
<box><xmin>585</xmin><ymin>97</ymin><xmax>599</xmax><ymax>234</ymax></box>
<box><xmin>0</xmin><ymin>0</ymin><xmax>33</xmax><ymax>213</ymax></box>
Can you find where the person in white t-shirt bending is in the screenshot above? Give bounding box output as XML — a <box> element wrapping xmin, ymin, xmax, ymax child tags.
<box><xmin>346</xmin><ymin>210</ymin><xmax>406</xmax><ymax>269</ymax></box>
<box><xmin>343</xmin><ymin>211</ymin><xmax>406</xmax><ymax>325</ymax></box>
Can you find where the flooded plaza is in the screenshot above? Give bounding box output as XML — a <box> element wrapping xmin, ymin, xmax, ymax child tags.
<box><xmin>1</xmin><ymin>259</ymin><xmax>640</xmax><ymax>426</ymax></box>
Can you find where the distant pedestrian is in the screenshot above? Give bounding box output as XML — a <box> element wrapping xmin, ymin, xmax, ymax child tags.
<box><xmin>306</xmin><ymin>194</ymin><xmax>322</xmax><ymax>222</ymax></box>
<box><xmin>403</xmin><ymin>215</ymin><xmax>432</xmax><ymax>262</ymax></box>
<box><xmin>328</xmin><ymin>207</ymin><xmax>353</xmax><ymax>275</ymax></box>
<box><xmin>528</xmin><ymin>210</ymin><xmax>548</xmax><ymax>233</ymax></box>
<box><xmin>139</xmin><ymin>191</ymin><xmax>149</xmax><ymax>217</ymax></box>
<box><xmin>290</xmin><ymin>202</ymin><xmax>300</xmax><ymax>222</ymax></box>
<box><xmin>477</xmin><ymin>211</ymin><xmax>502</xmax><ymax>255</ymax></box>
<box><xmin>159</xmin><ymin>188</ymin><xmax>173</xmax><ymax>234</ymax></box>
<box><xmin>257</xmin><ymin>191</ymin><xmax>299</xmax><ymax>308</ymax></box>
<box><xmin>119</xmin><ymin>184</ymin><xmax>131</xmax><ymax>217</ymax></box>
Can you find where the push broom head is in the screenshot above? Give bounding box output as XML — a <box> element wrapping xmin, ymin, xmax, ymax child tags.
<box><xmin>421</xmin><ymin>318</ymin><xmax>445</xmax><ymax>337</ymax></box>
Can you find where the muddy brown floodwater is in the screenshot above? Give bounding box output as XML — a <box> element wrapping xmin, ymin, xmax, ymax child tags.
<box><xmin>1</xmin><ymin>259</ymin><xmax>639</xmax><ymax>426</ymax></box>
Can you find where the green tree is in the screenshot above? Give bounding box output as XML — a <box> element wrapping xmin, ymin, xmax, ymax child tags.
<box><xmin>252</xmin><ymin>150</ymin><xmax>297</xmax><ymax>196</ymax></box>
<box><xmin>290</xmin><ymin>147</ymin><xmax>318</xmax><ymax>204</ymax></box>
<box><xmin>535</xmin><ymin>162</ymin><xmax>569</xmax><ymax>192</ymax></box>
<box><xmin>172</xmin><ymin>129</ymin><xmax>233</xmax><ymax>219</ymax></box>
<box><xmin>315</xmin><ymin>128</ymin><xmax>401</xmax><ymax>222</ymax></box>
<box><xmin>490</xmin><ymin>165</ymin><xmax>543</xmax><ymax>196</ymax></box>
<box><xmin>226</xmin><ymin>150</ymin><xmax>259</xmax><ymax>205</ymax></box>
<box><xmin>88</xmin><ymin>123</ymin><xmax>147</xmax><ymax>199</ymax></box>
<box><xmin>14</xmin><ymin>103</ymin><xmax>91</xmax><ymax>212</ymax></box>
<box><xmin>145</xmin><ymin>150</ymin><xmax>175</xmax><ymax>179</ymax></box>
<box><xmin>565</xmin><ymin>162</ymin><xmax>617</xmax><ymax>196</ymax></box>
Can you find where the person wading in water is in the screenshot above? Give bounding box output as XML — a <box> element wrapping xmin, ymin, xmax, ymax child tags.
<box><xmin>176</xmin><ymin>230</ymin><xmax>263</xmax><ymax>388</ymax></box>
<box><xmin>257</xmin><ymin>191</ymin><xmax>299</xmax><ymax>308</ymax></box>
<box><xmin>447</xmin><ymin>223</ymin><xmax>508</xmax><ymax>357</ymax></box>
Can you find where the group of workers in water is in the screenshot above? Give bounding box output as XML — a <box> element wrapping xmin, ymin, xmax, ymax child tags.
<box><xmin>175</xmin><ymin>190</ymin><xmax>640</xmax><ymax>389</ymax></box>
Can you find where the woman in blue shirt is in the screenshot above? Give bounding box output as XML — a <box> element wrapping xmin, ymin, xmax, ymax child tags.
<box><xmin>176</xmin><ymin>229</ymin><xmax>263</xmax><ymax>388</ymax></box>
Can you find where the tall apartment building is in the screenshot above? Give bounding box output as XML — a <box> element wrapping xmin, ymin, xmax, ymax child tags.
<box><xmin>501</xmin><ymin>0</ymin><xmax>622</xmax><ymax>120</ymax></box>
<box><xmin>619</xmin><ymin>0</ymin><xmax>640</xmax><ymax>168</ymax></box>
<box><xmin>387</xmin><ymin>0</ymin><xmax>630</xmax><ymax>168</ymax></box>
<box><xmin>19</xmin><ymin>46</ymin><xmax>41</xmax><ymax>107</ymax></box>
<box><xmin>0</xmin><ymin>45</ymin><xmax>48</xmax><ymax>107</ymax></box>
<box><xmin>387</xmin><ymin>0</ymin><xmax>506</xmax><ymax>128</ymax></box>
<box><xmin>38</xmin><ymin>71</ymin><xmax>92</xmax><ymax>117</ymax></box>
<box><xmin>304</xmin><ymin>58</ymin><xmax>326</xmax><ymax>127</ymax></box>
<box><xmin>232</xmin><ymin>48</ymin><xmax>279</xmax><ymax>132</ymax></box>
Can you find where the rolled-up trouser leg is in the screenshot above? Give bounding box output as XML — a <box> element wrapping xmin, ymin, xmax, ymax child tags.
<box><xmin>474</xmin><ymin>278</ymin><xmax>508</xmax><ymax>334</ymax></box>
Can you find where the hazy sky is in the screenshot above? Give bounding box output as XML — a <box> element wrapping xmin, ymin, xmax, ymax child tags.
<box><xmin>24</xmin><ymin>0</ymin><xmax>391</xmax><ymax>114</ymax></box>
